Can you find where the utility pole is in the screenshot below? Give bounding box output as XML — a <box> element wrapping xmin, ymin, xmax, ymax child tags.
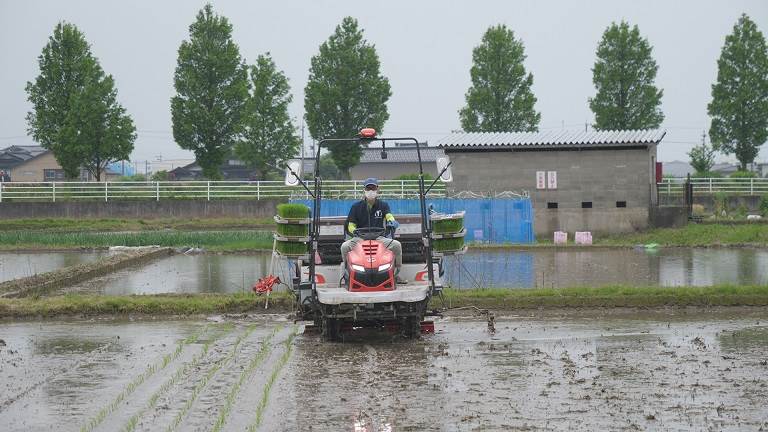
<box><xmin>300</xmin><ymin>120</ymin><xmax>305</xmax><ymax>160</ymax></box>
<box><xmin>584</xmin><ymin>121</ymin><xmax>588</xmax><ymax>133</ymax></box>
<box><xmin>701</xmin><ymin>130</ymin><xmax>707</xmax><ymax>145</ymax></box>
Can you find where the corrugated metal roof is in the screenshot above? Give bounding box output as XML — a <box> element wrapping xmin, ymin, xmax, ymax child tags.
<box><xmin>358</xmin><ymin>147</ymin><xmax>445</xmax><ymax>163</ymax></box>
<box><xmin>437</xmin><ymin>129</ymin><xmax>666</xmax><ymax>149</ymax></box>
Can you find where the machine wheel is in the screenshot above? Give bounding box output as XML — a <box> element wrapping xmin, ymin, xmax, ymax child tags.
<box><xmin>322</xmin><ymin>317</ymin><xmax>342</xmax><ymax>342</ymax></box>
<box><xmin>401</xmin><ymin>317</ymin><xmax>421</xmax><ymax>339</ymax></box>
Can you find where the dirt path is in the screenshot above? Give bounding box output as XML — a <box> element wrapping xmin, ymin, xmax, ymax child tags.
<box><xmin>1</xmin><ymin>311</ymin><xmax>767</xmax><ymax>431</ymax></box>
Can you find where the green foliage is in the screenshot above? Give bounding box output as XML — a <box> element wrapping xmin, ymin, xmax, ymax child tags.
<box><xmin>26</xmin><ymin>22</ymin><xmax>136</xmax><ymax>181</ymax></box>
<box><xmin>597</xmin><ymin>223</ymin><xmax>768</xmax><ymax>246</ymax></box>
<box><xmin>276</xmin><ymin>240</ymin><xmax>308</xmax><ymax>256</ymax></box>
<box><xmin>117</xmin><ymin>174</ymin><xmax>147</xmax><ymax>182</ymax></box>
<box><xmin>459</xmin><ymin>25</ymin><xmax>540</xmax><ymax>132</ymax></box>
<box><xmin>760</xmin><ymin>195</ymin><xmax>768</xmax><ymax>216</ymax></box>
<box><xmin>691</xmin><ymin>171</ymin><xmax>723</xmax><ymax>178</ymax></box>
<box><xmin>235</xmin><ymin>54</ymin><xmax>301</xmax><ymax>180</ymax></box>
<box><xmin>318</xmin><ymin>153</ymin><xmax>341</xmax><ymax>179</ymax></box>
<box><xmin>171</xmin><ymin>4</ymin><xmax>249</xmax><ymax>180</ymax></box>
<box><xmin>276</xmin><ymin>203</ymin><xmax>310</xmax><ymax>219</ymax></box>
<box><xmin>0</xmin><ymin>230</ymin><xmax>273</xmax><ymax>250</ymax></box>
<box><xmin>433</xmin><ymin>237</ymin><xmax>465</xmax><ymax>252</ymax></box>
<box><xmin>276</xmin><ymin>223</ymin><xmax>309</xmax><ymax>237</ymax></box>
<box><xmin>688</xmin><ymin>141</ymin><xmax>715</xmax><ymax>174</ymax></box>
<box><xmin>708</xmin><ymin>14</ymin><xmax>768</xmax><ymax>171</ymax></box>
<box><xmin>589</xmin><ymin>21</ymin><xmax>664</xmax><ymax>130</ymax></box>
<box><xmin>150</xmin><ymin>170</ymin><xmax>169</xmax><ymax>181</ymax></box>
<box><xmin>729</xmin><ymin>170</ymin><xmax>757</xmax><ymax>179</ymax></box>
<box><xmin>393</xmin><ymin>173</ymin><xmax>433</xmax><ymax>181</ymax></box>
<box><xmin>304</xmin><ymin>17</ymin><xmax>392</xmax><ymax>177</ymax></box>
<box><xmin>432</xmin><ymin>218</ymin><xmax>464</xmax><ymax>234</ymax></box>
<box><xmin>714</xmin><ymin>191</ymin><xmax>729</xmax><ymax>215</ymax></box>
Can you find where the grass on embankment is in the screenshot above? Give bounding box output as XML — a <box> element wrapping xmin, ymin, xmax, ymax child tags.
<box><xmin>0</xmin><ymin>217</ymin><xmax>275</xmax><ymax>233</ymax></box>
<box><xmin>0</xmin><ymin>230</ymin><xmax>274</xmax><ymax>251</ymax></box>
<box><xmin>442</xmin><ymin>285</ymin><xmax>768</xmax><ymax>309</ymax></box>
<box><xmin>596</xmin><ymin>223</ymin><xmax>768</xmax><ymax>247</ymax></box>
<box><xmin>1</xmin><ymin>285</ymin><xmax>767</xmax><ymax>318</ymax></box>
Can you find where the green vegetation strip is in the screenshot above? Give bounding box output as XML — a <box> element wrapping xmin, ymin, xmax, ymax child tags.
<box><xmin>121</xmin><ymin>323</ymin><xmax>236</xmax><ymax>432</ymax></box>
<box><xmin>0</xmin><ymin>293</ymin><xmax>293</xmax><ymax>317</ymax></box>
<box><xmin>0</xmin><ymin>217</ymin><xmax>275</xmax><ymax>233</ymax></box>
<box><xmin>165</xmin><ymin>323</ymin><xmax>262</xmax><ymax>432</ymax></box>
<box><xmin>81</xmin><ymin>325</ymin><xmax>209</xmax><ymax>432</ymax></box>
<box><xmin>441</xmin><ymin>285</ymin><xmax>768</xmax><ymax>308</ymax></box>
<box><xmin>2</xmin><ymin>285</ymin><xmax>768</xmax><ymax>318</ymax></box>
<box><xmin>596</xmin><ymin>224</ymin><xmax>768</xmax><ymax>247</ymax></box>
<box><xmin>212</xmin><ymin>325</ymin><xmax>283</xmax><ymax>432</ymax></box>
<box><xmin>0</xmin><ymin>230</ymin><xmax>273</xmax><ymax>251</ymax></box>
<box><xmin>249</xmin><ymin>326</ymin><xmax>298</xmax><ymax>431</ymax></box>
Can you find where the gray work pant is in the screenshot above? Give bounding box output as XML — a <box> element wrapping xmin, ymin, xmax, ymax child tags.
<box><xmin>341</xmin><ymin>237</ymin><xmax>402</xmax><ymax>269</ymax></box>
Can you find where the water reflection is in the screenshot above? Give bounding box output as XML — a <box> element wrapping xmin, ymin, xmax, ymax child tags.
<box><xmin>0</xmin><ymin>251</ymin><xmax>108</xmax><ymax>282</ymax></box>
<box><xmin>58</xmin><ymin>247</ymin><xmax>768</xmax><ymax>294</ymax></box>
<box><xmin>444</xmin><ymin>247</ymin><xmax>768</xmax><ymax>289</ymax></box>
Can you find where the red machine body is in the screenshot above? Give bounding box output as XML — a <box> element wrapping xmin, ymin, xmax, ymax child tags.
<box><xmin>346</xmin><ymin>239</ymin><xmax>395</xmax><ymax>292</ymax></box>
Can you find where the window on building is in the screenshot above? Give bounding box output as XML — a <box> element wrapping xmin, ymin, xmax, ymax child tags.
<box><xmin>43</xmin><ymin>169</ymin><xmax>66</xmax><ymax>180</ymax></box>
<box><xmin>581</xmin><ymin>201</ymin><xmax>592</xmax><ymax>209</ymax></box>
<box><xmin>616</xmin><ymin>201</ymin><xmax>627</xmax><ymax>208</ymax></box>
<box><xmin>547</xmin><ymin>202</ymin><xmax>558</xmax><ymax>209</ymax></box>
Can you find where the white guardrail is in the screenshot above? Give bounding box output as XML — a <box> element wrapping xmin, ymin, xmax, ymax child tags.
<box><xmin>657</xmin><ymin>177</ymin><xmax>768</xmax><ymax>195</ymax></box>
<box><xmin>0</xmin><ymin>180</ymin><xmax>447</xmax><ymax>202</ymax></box>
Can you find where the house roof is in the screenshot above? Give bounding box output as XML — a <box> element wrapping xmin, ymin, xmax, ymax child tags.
<box><xmin>437</xmin><ymin>129</ymin><xmax>666</xmax><ymax>149</ymax></box>
<box><xmin>358</xmin><ymin>147</ymin><xmax>445</xmax><ymax>163</ymax></box>
<box><xmin>0</xmin><ymin>145</ymin><xmax>49</xmax><ymax>168</ymax></box>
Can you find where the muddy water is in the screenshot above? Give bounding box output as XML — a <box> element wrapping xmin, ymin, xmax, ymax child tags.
<box><xmin>57</xmin><ymin>247</ymin><xmax>768</xmax><ymax>294</ymax></box>
<box><xmin>63</xmin><ymin>253</ymin><xmax>294</xmax><ymax>295</ymax></box>
<box><xmin>1</xmin><ymin>311</ymin><xmax>766</xmax><ymax>431</ymax></box>
<box><xmin>0</xmin><ymin>251</ymin><xmax>108</xmax><ymax>283</ymax></box>
<box><xmin>444</xmin><ymin>247</ymin><xmax>768</xmax><ymax>288</ymax></box>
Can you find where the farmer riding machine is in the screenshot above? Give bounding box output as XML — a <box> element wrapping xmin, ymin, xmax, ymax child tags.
<box><xmin>279</xmin><ymin>128</ymin><xmax>462</xmax><ymax>341</ymax></box>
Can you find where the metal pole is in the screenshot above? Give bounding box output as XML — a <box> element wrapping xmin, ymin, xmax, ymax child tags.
<box><xmin>156</xmin><ymin>181</ymin><xmax>160</xmax><ymax>201</ymax></box>
<box><xmin>0</xmin><ymin>180</ymin><xmax>3</xmax><ymax>203</ymax></box>
<box><xmin>257</xmin><ymin>181</ymin><xmax>260</xmax><ymax>200</ymax></box>
<box><xmin>207</xmin><ymin>181</ymin><xmax>210</xmax><ymax>201</ymax></box>
<box><xmin>53</xmin><ymin>182</ymin><xmax>56</xmax><ymax>203</ymax></box>
<box><xmin>750</xmin><ymin>178</ymin><xmax>754</xmax><ymax>196</ymax></box>
<box><xmin>105</xmin><ymin>181</ymin><xmax>108</xmax><ymax>202</ymax></box>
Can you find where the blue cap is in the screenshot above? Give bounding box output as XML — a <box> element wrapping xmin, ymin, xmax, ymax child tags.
<box><xmin>363</xmin><ymin>178</ymin><xmax>378</xmax><ymax>187</ymax></box>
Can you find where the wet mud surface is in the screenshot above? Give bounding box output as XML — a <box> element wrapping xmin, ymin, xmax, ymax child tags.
<box><xmin>1</xmin><ymin>310</ymin><xmax>767</xmax><ymax>431</ymax></box>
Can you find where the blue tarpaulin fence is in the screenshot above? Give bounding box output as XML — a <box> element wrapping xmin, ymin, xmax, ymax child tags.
<box><xmin>290</xmin><ymin>198</ymin><xmax>534</xmax><ymax>244</ymax></box>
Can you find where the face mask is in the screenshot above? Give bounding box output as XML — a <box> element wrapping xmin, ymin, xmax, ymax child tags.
<box><xmin>365</xmin><ymin>190</ymin><xmax>378</xmax><ymax>200</ymax></box>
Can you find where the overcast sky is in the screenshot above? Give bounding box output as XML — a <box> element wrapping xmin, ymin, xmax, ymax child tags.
<box><xmin>1</xmin><ymin>0</ymin><xmax>767</xmax><ymax>165</ymax></box>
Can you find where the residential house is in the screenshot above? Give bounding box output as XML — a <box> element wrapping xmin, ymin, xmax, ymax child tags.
<box><xmin>0</xmin><ymin>145</ymin><xmax>123</xmax><ymax>182</ymax></box>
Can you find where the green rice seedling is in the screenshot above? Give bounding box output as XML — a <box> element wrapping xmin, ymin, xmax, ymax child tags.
<box><xmin>432</xmin><ymin>217</ymin><xmax>464</xmax><ymax>234</ymax></box>
<box><xmin>433</xmin><ymin>237</ymin><xmax>465</xmax><ymax>252</ymax></box>
<box><xmin>276</xmin><ymin>203</ymin><xmax>310</xmax><ymax>219</ymax></box>
<box><xmin>81</xmin><ymin>325</ymin><xmax>208</xmax><ymax>432</ymax></box>
<box><xmin>276</xmin><ymin>223</ymin><xmax>309</xmax><ymax>237</ymax></box>
<box><xmin>211</xmin><ymin>325</ymin><xmax>282</xmax><ymax>432</ymax></box>
<box><xmin>122</xmin><ymin>324</ymin><xmax>236</xmax><ymax>432</ymax></box>
<box><xmin>249</xmin><ymin>326</ymin><xmax>298</xmax><ymax>431</ymax></box>
<box><xmin>165</xmin><ymin>323</ymin><xmax>261</xmax><ymax>432</ymax></box>
<box><xmin>275</xmin><ymin>240</ymin><xmax>308</xmax><ymax>256</ymax></box>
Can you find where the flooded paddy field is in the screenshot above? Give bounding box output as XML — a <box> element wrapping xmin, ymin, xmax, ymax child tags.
<box><xmin>1</xmin><ymin>310</ymin><xmax>766</xmax><ymax>431</ymax></box>
<box><xmin>0</xmin><ymin>251</ymin><xmax>108</xmax><ymax>283</ymax></box>
<box><xmin>44</xmin><ymin>246</ymin><xmax>768</xmax><ymax>295</ymax></box>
